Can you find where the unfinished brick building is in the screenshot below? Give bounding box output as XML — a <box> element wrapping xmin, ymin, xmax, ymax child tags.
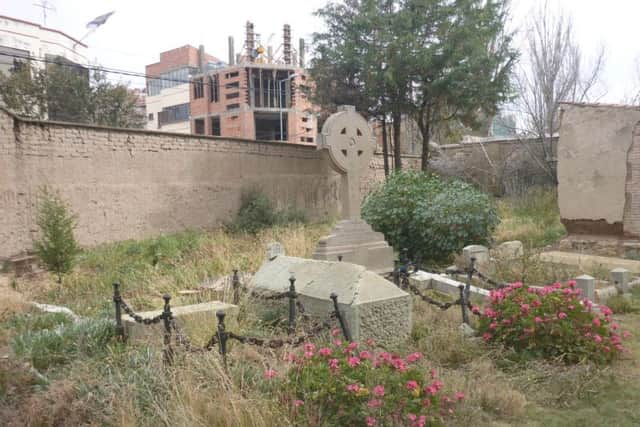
<box><xmin>189</xmin><ymin>22</ymin><xmax>316</xmax><ymax>144</ymax></box>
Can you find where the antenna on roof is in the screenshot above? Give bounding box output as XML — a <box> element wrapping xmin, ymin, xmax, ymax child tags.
<box><xmin>33</xmin><ymin>0</ymin><xmax>56</xmax><ymax>25</ymax></box>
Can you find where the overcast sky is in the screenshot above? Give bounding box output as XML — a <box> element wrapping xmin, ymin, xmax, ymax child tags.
<box><xmin>2</xmin><ymin>0</ymin><xmax>639</xmax><ymax>102</ymax></box>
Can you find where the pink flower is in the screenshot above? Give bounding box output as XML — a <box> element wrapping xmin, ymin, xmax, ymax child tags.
<box><xmin>611</xmin><ymin>322</ymin><xmax>620</xmax><ymax>330</ymax></box>
<box><xmin>557</xmin><ymin>312</ymin><xmax>567</xmax><ymax>320</ymax></box>
<box><xmin>623</xmin><ymin>331</ymin><xmax>632</xmax><ymax>338</ymax></box>
<box><xmin>532</xmin><ymin>299</ymin><xmax>542</xmax><ymax>307</ymax></box>
<box><xmin>367</xmin><ymin>398</ymin><xmax>382</xmax><ymax>408</ymax></box>
<box><xmin>329</xmin><ymin>358</ymin><xmax>340</xmax><ymax>370</ymax></box>
<box><xmin>304</xmin><ymin>351</ymin><xmax>314</xmax><ymax>359</ymax></box>
<box><xmin>502</xmin><ymin>319</ymin><xmax>512</xmax><ymax>326</ymax></box>
<box><xmin>482</xmin><ymin>332</ymin><xmax>493</xmax><ymax>342</ymax></box>
<box><xmin>594</xmin><ymin>334</ymin><xmax>603</xmax><ymax>343</ymax></box>
<box><xmin>318</xmin><ymin>347</ymin><xmax>333</xmax><ymax>357</ymax></box>
<box><xmin>346</xmin><ymin>383</ymin><xmax>360</xmax><ymax>393</ymax></box>
<box><xmin>333</xmin><ymin>339</ymin><xmax>342</xmax><ymax>347</ymax></box>
<box><xmin>604</xmin><ymin>346</ymin><xmax>611</xmax><ymax>352</ymax></box>
<box><xmin>471</xmin><ymin>305</ymin><xmax>480</xmax><ymax>314</ymax></box>
<box><xmin>520</xmin><ymin>303</ymin><xmax>530</xmax><ymax>313</ymax></box>
<box><xmin>534</xmin><ymin>316</ymin><xmax>543</xmax><ymax>324</ymax></box>
<box><xmin>373</xmin><ymin>384</ymin><xmax>385</xmax><ymax>397</ymax></box>
<box><xmin>359</xmin><ymin>350</ymin><xmax>372</xmax><ymax>360</ymax></box>
<box><xmin>294</xmin><ymin>399</ymin><xmax>304</xmax><ymax>407</ymax></box>
<box><xmin>567</xmin><ymin>280</ymin><xmax>576</xmax><ymax>288</ymax></box>
<box><xmin>408</xmin><ymin>413</ymin><xmax>417</xmax><ymax>421</ymax></box>
<box><xmin>455</xmin><ymin>391</ymin><xmax>465</xmax><ymax>401</ymax></box>
<box><xmin>284</xmin><ymin>352</ymin><xmax>296</xmax><ymax>362</ymax></box>
<box><xmin>593</xmin><ymin>318</ymin><xmax>601</xmax><ymax>327</ymax></box>
<box><xmin>304</xmin><ymin>343</ymin><xmax>316</xmax><ymax>352</ymax></box>
<box><xmin>347</xmin><ymin>342</ymin><xmax>359</xmax><ymax>351</ymax></box>
<box><xmin>348</xmin><ymin>356</ymin><xmax>361</xmax><ymax>367</ymax></box>
<box><xmin>366</xmin><ymin>338</ymin><xmax>375</xmax><ymax>346</ymax></box>
<box><xmin>391</xmin><ymin>358</ymin><xmax>407</xmax><ymax>372</ymax></box>
<box><xmin>489</xmin><ymin>322</ymin><xmax>497</xmax><ymax>330</ymax></box>
<box><xmin>406</xmin><ymin>352</ymin><xmax>423</xmax><ymax>363</ymax></box>
<box><xmin>406</xmin><ymin>380</ymin><xmax>419</xmax><ymax>391</ymax></box>
<box><xmin>263</xmin><ymin>369</ymin><xmax>277</xmax><ymax>379</ymax></box>
<box><xmin>568</xmin><ymin>304</ymin><xmax>575</xmax><ymax>310</ymax></box>
<box><xmin>366</xmin><ymin>416</ymin><xmax>376</xmax><ymax>426</ymax></box>
<box><xmin>430</xmin><ymin>368</ymin><xmax>438</xmax><ymax>379</ymax></box>
<box><xmin>601</xmin><ymin>306</ymin><xmax>613</xmax><ymax>316</ymax></box>
<box><xmin>331</xmin><ymin>328</ymin><xmax>341</xmax><ymax>337</ymax></box>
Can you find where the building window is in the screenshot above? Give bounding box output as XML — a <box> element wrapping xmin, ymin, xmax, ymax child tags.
<box><xmin>194</xmin><ymin>118</ymin><xmax>205</xmax><ymax>134</ymax></box>
<box><xmin>225</xmin><ymin>71</ymin><xmax>239</xmax><ymax>79</ymax></box>
<box><xmin>193</xmin><ymin>78</ymin><xmax>204</xmax><ymax>99</ymax></box>
<box><xmin>225</xmin><ymin>81</ymin><xmax>240</xmax><ymax>89</ymax></box>
<box><xmin>148</xmin><ymin>113</ymin><xmax>154</xmax><ymax>121</ymax></box>
<box><xmin>158</xmin><ymin>103</ymin><xmax>190</xmax><ymax>125</ymax></box>
<box><xmin>147</xmin><ymin>66</ymin><xmax>198</xmax><ymax>96</ymax></box>
<box><xmin>0</xmin><ymin>46</ymin><xmax>29</xmax><ymax>75</ymax></box>
<box><xmin>226</xmin><ymin>92</ymin><xmax>240</xmax><ymax>100</ymax></box>
<box><xmin>210</xmin><ymin>117</ymin><xmax>221</xmax><ymax>136</ymax></box>
<box><xmin>226</xmin><ymin>103</ymin><xmax>240</xmax><ymax>111</ymax></box>
<box><xmin>209</xmin><ymin>74</ymin><xmax>219</xmax><ymax>102</ymax></box>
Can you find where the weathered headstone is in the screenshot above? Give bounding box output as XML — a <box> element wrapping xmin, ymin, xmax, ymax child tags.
<box><xmin>576</xmin><ymin>274</ymin><xmax>596</xmax><ymax>302</ymax></box>
<box><xmin>251</xmin><ymin>255</ymin><xmax>411</xmax><ymax>344</ymax></box>
<box><xmin>610</xmin><ymin>268</ymin><xmax>631</xmax><ymax>293</ymax></box>
<box><xmin>312</xmin><ymin>106</ymin><xmax>394</xmax><ymax>274</ymax></box>
<box><xmin>493</xmin><ymin>241</ymin><xmax>524</xmax><ymax>260</ymax></box>
<box><xmin>462</xmin><ymin>245</ymin><xmax>490</xmax><ymax>268</ymax></box>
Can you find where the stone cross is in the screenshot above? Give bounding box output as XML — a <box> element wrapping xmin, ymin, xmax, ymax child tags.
<box><xmin>317</xmin><ymin>105</ymin><xmax>375</xmax><ymax>219</ymax></box>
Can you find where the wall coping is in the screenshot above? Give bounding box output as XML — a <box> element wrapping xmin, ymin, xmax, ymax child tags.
<box><xmin>0</xmin><ymin>107</ymin><xmax>318</xmax><ymax>150</ymax></box>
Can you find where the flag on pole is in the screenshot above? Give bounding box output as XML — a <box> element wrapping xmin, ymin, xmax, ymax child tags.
<box><xmin>86</xmin><ymin>11</ymin><xmax>115</xmax><ymax>29</ymax></box>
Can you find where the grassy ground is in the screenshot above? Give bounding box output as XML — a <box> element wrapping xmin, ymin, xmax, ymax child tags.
<box><xmin>2</xmin><ymin>191</ymin><xmax>640</xmax><ymax>426</ymax></box>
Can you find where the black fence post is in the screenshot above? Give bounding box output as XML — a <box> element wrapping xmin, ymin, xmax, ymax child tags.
<box><xmin>337</xmin><ymin>255</ymin><xmax>343</xmax><ymax>262</ymax></box>
<box><xmin>216</xmin><ymin>310</ymin><xmax>228</xmax><ymax>367</ymax></box>
<box><xmin>458</xmin><ymin>285</ymin><xmax>469</xmax><ymax>325</ymax></box>
<box><xmin>162</xmin><ymin>294</ymin><xmax>173</xmax><ymax>365</ymax></box>
<box><xmin>288</xmin><ymin>275</ymin><xmax>297</xmax><ymax>335</ymax></box>
<box><xmin>330</xmin><ymin>292</ymin><xmax>351</xmax><ymax>341</ymax></box>
<box><xmin>232</xmin><ymin>269</ymin><xmax>240</xmax><ymax>305</ymax></box>
<box><xmin>112</xmin><ymin>281</ymin><xmax>125</xmax><ymax>340</ymax></box>
<box><xmin>393</xmin><ymin>259</ymin><xmax>400</xmax><ymax>286</ymax></box>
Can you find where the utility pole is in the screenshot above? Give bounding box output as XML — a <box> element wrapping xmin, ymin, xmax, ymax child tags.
<box><xmin>33</xmin><ymin>0</ymin><xmax>56</xmax><ymax>25</ymax></box>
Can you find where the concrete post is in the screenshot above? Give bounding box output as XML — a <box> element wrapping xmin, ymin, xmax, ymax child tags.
<box><xmin>610</xmin><ymin>268</ymin><xmax>631</xmax><ymax>294</ymax></box>
<box><xmin>576</xmin><ymin>274</ymin><xmax>595</xmax><ymax>302</ymax></box>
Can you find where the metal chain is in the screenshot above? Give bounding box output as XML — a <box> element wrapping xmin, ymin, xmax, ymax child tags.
<box><xmin>119</xmin><ymin>299</ymin><xmax>166</xmax><ymax>324</ymax></box>
<box><xmin>226</xmin><ymin>318</ymin><xmax>334</xmax><ymax>348</ymax></box>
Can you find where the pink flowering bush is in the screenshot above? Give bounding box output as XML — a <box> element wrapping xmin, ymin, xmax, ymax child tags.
<box><xmin>278</xmin><ymin>336</ymin><xmax>463</xmax><ymax>426</ymax></box>
<box><xmin>476</xmin><ymin>281</ymin><xmax>630</xmax><ymax>364</ymax></box>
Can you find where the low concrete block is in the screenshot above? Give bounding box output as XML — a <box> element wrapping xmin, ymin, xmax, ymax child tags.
<box><xmin>462</xmin><ymin>245</ymin><xmax>489</xmax><ymax>267</ymax></box>
<box><xmin>576</xmin><ymin>274</ymin><xmax>596</xmax><ymax>302</ymax></box>
<box><xmin>493</xmin><ymin>241</ymin><xmax>524</xmax><ymax>260</ymax></box>
<box><xmin>610</xmin><ymin>268</ymin><xmax>631</xmax><ymax>293</ymax></box>
<box><xmin>124</xmin><ymin>301</ymin><xmax>238</xmax><ymax>345</ymax></box>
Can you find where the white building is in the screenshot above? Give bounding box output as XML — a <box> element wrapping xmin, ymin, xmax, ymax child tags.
<box><xmin>0</xmin><ymin>14</ymin><xmax>88</xmax><ymax>74</ymax></box>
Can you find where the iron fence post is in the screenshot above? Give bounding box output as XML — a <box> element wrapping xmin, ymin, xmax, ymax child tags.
<box><xmin>393</xmin><ymin>259</ymin><xmax>400</xmax><ymax>286</ymax></box>
<box><xmin>288</xmin><ymin>275</ymin><xmax>297</xmax><ymax>335</ymax></box>
<box><xmin>232</xmin><ymin>269</ymin><xmax>240</xmax><ymax>305</ymax></box>
<box><xmin>216</xmin><ymin>310</ymin><xmax>228</xmax><ymax>367</ymax></box>
<box><xmin>458</xmin><ymin>285</ymin><xmax>469</xmax><ymax>325</ymax></box>
<box><xmin>330</xmin><ymin>292</ymin><xmax>351</xmax><ymax>341</ymax></box>
<box><xmin>112</xmin><ymin>281</ymin><xmax>124</xmax><ymax>340</ymax></box>
<box><xmin>162</xmin><ymin>294</ymin><xmax>174</xmax><ymax>365</ymax></box>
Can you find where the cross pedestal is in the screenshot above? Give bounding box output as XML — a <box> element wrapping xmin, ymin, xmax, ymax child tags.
<box><xmin>312</xmin><ymin>106</ymin><xmax>394</xmax><ymax>273</ymax></box>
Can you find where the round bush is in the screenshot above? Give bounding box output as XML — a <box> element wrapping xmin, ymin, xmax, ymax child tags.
<box><xmin>362</xmin><ymin>171</ymin><xmax>499</xmax><ymax>262</ymax></box>
<box><xmin>476</xmin><ymin>281</ymin><xmax>630</xmax><ymax>364</ymax></box>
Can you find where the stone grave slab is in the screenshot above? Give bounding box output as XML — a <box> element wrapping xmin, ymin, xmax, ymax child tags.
<box><xmin>313</xmin><ymin>106</ymin><xmax>394</xmax><ymax>273</ymax></box>
<box><xmin>540</xmin><ymin>251</ymin><xmax>640</xmax><ymax>273</ymax></box>
<box><xmin>250</xmin><ymin>255</ymin><xmax>411</xmax><ymax>345</ymax></box>
<box><xmin>124</xmin><ymin>301</ymin><xmax>238</xmax><ymax>345</ymax></box>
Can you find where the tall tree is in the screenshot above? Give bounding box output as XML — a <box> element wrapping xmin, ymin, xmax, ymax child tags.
<box><xmin>0</xmin><ymin>60</ymin><xmax>145</xmax><ymax>128</ymax></box>
<box><xmin>516</xmin><ymin>1</ymin><xmax>605</xmax><ymax>182</ymax></box>
<box><xmin>406</xmin><ymin>0</ymin><xmax>517</xmax><ymax>170</ymax></box>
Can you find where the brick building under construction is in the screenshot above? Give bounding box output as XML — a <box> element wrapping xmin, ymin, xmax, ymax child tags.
<box><xmin>189</xmin><ymin>22</ymin><xmax>316</xmax><ymax>144</ymax></box>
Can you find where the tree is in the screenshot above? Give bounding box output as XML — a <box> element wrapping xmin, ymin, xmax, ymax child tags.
<box><xmin>34</xmin><ymin>187</ymin><xmax>80</xmax><ymax>283</ymax></box>
<box><xmin>516</xmin><ymin>1</ymin><xmax>605</xmax><ymax>182</ymax></box>
<box><xmin>311</xmin><ymin>0</ymin><xmax>516</xmax><ymax>173</ymax></box>
<box><xmin>406</xmin><ymin>0</ymin><xmax>517</xmax><ymax>170</ymax></box>
<box><xmin>0</xmin><ymin>60</ymin><xmax>145</xmax><ymax>128</ymax></box>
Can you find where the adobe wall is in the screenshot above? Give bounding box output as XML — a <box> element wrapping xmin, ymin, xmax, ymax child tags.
<box><xmin>558</xmin><ymin>103</ymin><xmax>640</xmax><ymax>236</ymax></box>
<box><xmin>0</xmin><ymin>108</ymin><xmax>341</xmax><ymax>258</ymax></box>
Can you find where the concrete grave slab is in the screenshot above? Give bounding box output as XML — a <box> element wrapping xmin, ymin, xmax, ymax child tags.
<box><xmin>250</xmin><ymin>255</ymin><xmax>411</xmax><ymax>345</ymax></box>
<box><xmin>124</xmin><ymin>301</ymin><xmax>238</xmax><ymax>345</ymax></box>
<box><xmin>540</xmin><ymin>251</ymin><xmax>640</xmax><ymax>274</ymax></box>
<box><xmin>409</xmin><ymin>270</ymin><xmax>490</xmax><ymax>298</ymax></box>
<box><xmin>462</xmin><ymin>245</ymin><xmax>490</xmax><ymax>267</ymax></box>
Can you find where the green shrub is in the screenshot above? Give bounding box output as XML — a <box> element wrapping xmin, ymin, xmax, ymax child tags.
<box><xmin>12</xmin><ymin>317</ymin><xmax>114</xmax><ymax>370</ymax></box>
<box><xmin>476</xmin><ymin>281</ymin><xmax>630</xmax><ymax>364</ymax></box>
<box><xmin>275</xmin><ymin>338</ymin><xmax>463</xmax><ymax>426</ymax></box>
<box><xmin>34</xmin><ymin>187</ymin><xmax>80</xmax><ymax>282</ymax></box>
<box><xmin>362</xmin><ymin>171</ymin><xmax>499</xmax><ymax>262</ymax></box>
<box><xmin>229</xmin><ymin>187</ymin><xmax>307</xmax><ymax>234</ymax></box>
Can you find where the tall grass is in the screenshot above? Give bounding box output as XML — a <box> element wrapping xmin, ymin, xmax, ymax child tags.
<box><xmin>494</xmin><ymin>187</ymin><xmax>566</xmax><ymax>248</ymax></box>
